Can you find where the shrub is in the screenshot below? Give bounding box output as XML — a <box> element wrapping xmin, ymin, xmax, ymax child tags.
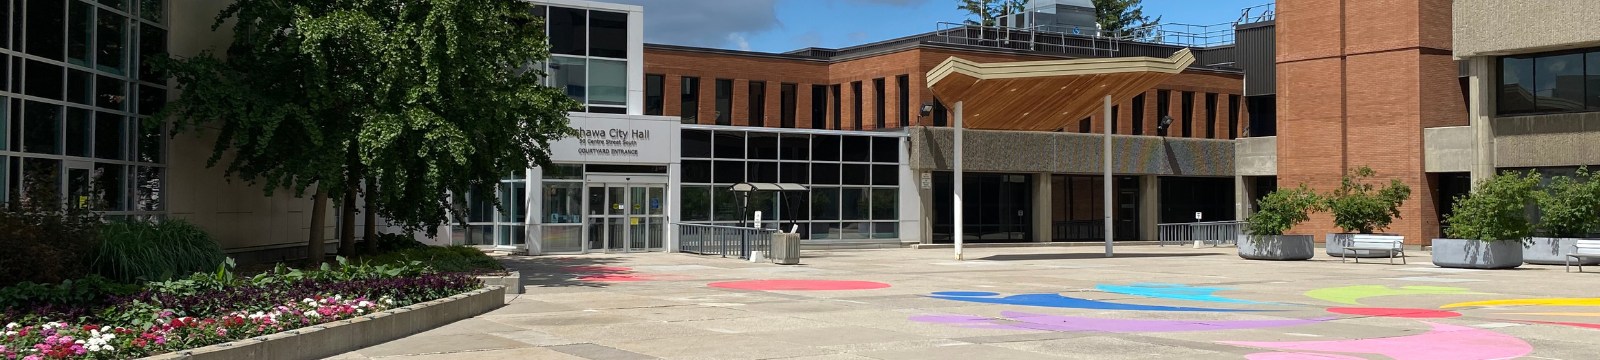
<box><xmin>373</xmin><ymin>232</ymin><xmax>428</xmax><ymax>253</ymax></box>
<box><xmin>93</xmin><ymin>220</ymin><xmax>226</xmax><ymax>283</ymax></box>
<box><xmin>1321</xmin><ymin>166</ymin><xmax>1412</xmax><ymax>234</ymax></box>
<box><xmin>1246</xmin><ymin>184</ymin><xmax>1320</xmax><ymax>237</ymax></box>
<box><xmin>1445</xmin><ymin>171</ymin><xmax>1542</xmax><ymax>242</ymax></box>
<box><xmin>364</xmin><ymin>246</ymin><xmax>503</xmax><ymax>273</ymax></box>
<box><xmin>1534</xmin><ymin>167</ymin><xmax>1600</xmax><ymax>238</ymax></box>
<box><xmin>0</xmin><ymin>183</ymin><xmax>102</xmax><ymax>287</ymax></box>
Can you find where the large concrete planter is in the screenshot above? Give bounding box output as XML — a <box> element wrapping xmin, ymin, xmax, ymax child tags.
<box><xmin>1324</xmin><ymin>233</ymin><xmax>1397</xmax><ymax>258</ymax></box>
<box><xmin>1238</xmin><ymin>235</ymin><xmax>1315</xmax><ymax>260</ymax></box>
<box><xmin>1431</xmin><ymin>239</ymin><xmax>1524</xmax><ymax>269</ymax></box>
<box><xmin>477</xmin><ymin>271</ymin><xmax>522</xmax><ymax>294</ymax></box>
<box><xmin>141</xmin><ymin>286</ymin><xmax>505</xmax><ymax>360</ymax></box>
<box><xmin>1524</xmin><ymin>237</ymin><xmax>1600</xmax><ymax>265</ymax></box>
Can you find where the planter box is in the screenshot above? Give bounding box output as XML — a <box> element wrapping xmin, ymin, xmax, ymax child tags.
<box><xmin>1325</xmin><ymin>233</ymin><xmax>1397</xmax><ymax>258</ymax></box>
<box><xmin>478</xmin><ymin>271</ymin><xmax>522</xmax><ymax>294</ymax></box>
<box><xmin>1238</xmin><ymin>235</ymin><xmax>1315</xmax><ymax>260</ymax></box>
<box><xmin>141</xmin><ymin>286</ymin><xmax>505</xmax><ymax>360</ymax></box>
<box><xmin>1524</xmin><ymin>237</ymin><xmax>1600</xmax><ymax>266</ymax></box>
<box><xmin>1431</xmin><ymin>239</ymin><xmax>1524</xmax><ymax>269</ymax></box>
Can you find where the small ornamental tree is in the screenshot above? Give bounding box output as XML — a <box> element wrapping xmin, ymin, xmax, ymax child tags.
<box><xmin>1246</xmin><ymin>185</ymin><xmax>1320</xmax><ymax>238</ymax></box>
<box><xmin>1534</xmin><ymin>167</ymin><xmax>1600</xmax><ymax>238</ymax></box>
<box><xmin>1322</xmin><ymin>166</ymin><xmax>1412</xmax><ymax>234</ymax></box>
<box><xmin>1445</xmin><ymin>171</ymin><xmax>1542</xmax><ymax>242</ymax></box>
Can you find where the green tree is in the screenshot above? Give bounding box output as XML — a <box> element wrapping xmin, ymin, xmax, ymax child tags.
<box><xmin>1445</xmin><ymin>171</ymin><xmax>1542</xmax><ymax>242</ymax></box>
<box><xmin>1321</xmin><ymin>166</ymin><xmax>1412</xmax><ymax>234</ymax></box>
<box><xmin>1534</xmin><ymin>167</ymin><xmax>1600</xmax><ymax>238</ymax></box>
<box><xmin>1092</xmin><ymin>0</ymin><xmax>1161</xmax><ymax>34</ymax></box>
<box><xmin>1246</xmin><ymin>185</ymin><xmax>1320</xmax><ymax>237</ymax></box>
<box><xmin>160</xmin><ymin>0</ymin><xmax>579</xmax><ymax>262</ymax></box>
<box><xmin>958</xmin><ymin>0</ymin><xmax>1025</xmax><ymax>26</ymax></box>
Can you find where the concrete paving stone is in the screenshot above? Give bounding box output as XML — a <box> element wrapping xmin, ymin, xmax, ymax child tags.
<box><xmin>546</xmin><ymin>343</ymin><xmax>659</xmax><ymax>360</ymax></box>
<box><xmin>745</xmin><ymin>326</ymin><xmax>931</xmax><ymax>347</ymax></box>
<box><xmin>816</xmin><ymin>339</ymin><xmax>972</xmax><ymax>353</ymax></box>
<box><xmin>484</xmin><ymin>299</ymin><xmax>580</xmax><ymax>316</ymax></box>
<box><xmin>606</xmin><ymin>305</ymin><xmax>758</xmax><ymax>322</ymax></box>
<box><xmin>411</xmin><ymin>318</ymin><xmax>528</xmax><ymax>337</ymax></box>
<box><xmin>357</xmin><ymin>333</ymin><xmax>533</xmax><ymax>357</ymax></box>
<box><xmin>372</xmin><ymin>347</ymin><xmax>590</xmax><ymax>360</ymax></box>
<box><xmin>605</xmin><ymin>334</ymin><xmax>832</xmax><ymax>360</ymax></box>
<box><xmin>535</xmin><ymin>321</ymin><xmax>722</xmax><ymax>343</ymax></box>
<box><xmin>854</xmin><ymin>343</ymin><xmax>1066</xmax><ymax>360</ymax></box>
<box><xmin>987</xmin><ymin>336</ymin><xmax>1237</xmax><ymax>359</ymax></box>
<box><xmin>674</xmin><ymin>315</ymin><xmax>842</xmax><ymax>334</ymax></box>
<box><xmin>490</xmin><ymin>312</ymin><xmax>648</xmax><ymax>328</ymax></box>
<box><xmin>486</xmin><ymin>329</ymin><xmax>584</xmax><ymax>347</ymax></box>
<box><xmin>762</xmin><ymin>354</ymin><xmax>877</xmax><ymax>360</ymax></box>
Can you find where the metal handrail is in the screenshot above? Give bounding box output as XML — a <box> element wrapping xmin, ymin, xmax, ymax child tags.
<box><xmin>1158</xmin><ymin>220</ymin><xmax>1247</xmax><ymax>247</ymax></box>
<box><xmin>1236</xmin><ymin>3</ymin><xmax>1276</xmax><ymax>25</ymax></box>
<box><xmin>933</xmin><ymin>22</ymin><xmax>1123</xmax><ymax>57</ymax></box>
<box><xmin>675</xmin><ymin>223</ymin><xmax>779</xmax><ymax>260</ymax></box>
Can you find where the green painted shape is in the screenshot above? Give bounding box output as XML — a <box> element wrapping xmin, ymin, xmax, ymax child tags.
<box><xmin>1303</xmin><ymin>285</ymin><xmax>1490</xmax><ymax>305</ymax></box>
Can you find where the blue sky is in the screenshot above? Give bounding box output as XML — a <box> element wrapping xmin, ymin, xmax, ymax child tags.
<box><xmin>606</xmin><ymin>0</ymin><xmax>1272</xmax><ymax>53</ymax></box>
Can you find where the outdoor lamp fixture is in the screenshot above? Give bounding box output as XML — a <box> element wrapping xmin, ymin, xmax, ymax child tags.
<box><xmin>919</xmin><ymin>103</ymin><xmax>934</xmax><ymax>116</ymax></box>
<box><xmin>1157</xmin><ymin>115</ymin><xmax>1175</xmax><ymax>131</ymax></box>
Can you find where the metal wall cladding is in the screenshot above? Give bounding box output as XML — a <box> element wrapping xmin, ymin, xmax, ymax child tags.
<box><xmin>1235</xmin><ymin>21</ymin><xmax>1276</xmax><ymax>96</ymax></box>
<box><xmin>908</xmin><ymin>127</ymin><xmax>1235</xmax><ymax>176</ymax></box>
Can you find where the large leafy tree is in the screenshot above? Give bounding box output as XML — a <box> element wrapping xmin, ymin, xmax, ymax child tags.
<box><xmin>957</xmin><ymin>0</ymin><xmax>1025</xmax><ymax>27</ymax></box>
<box><xmin>161</xmin><ymin>0</ymin><xmax>578</xmax><ymax>263</ymax></box>
<box><xmin>1092</xmin><ymin>0</ymin><xmax>1160</xmax><ymax>34</ymax></box>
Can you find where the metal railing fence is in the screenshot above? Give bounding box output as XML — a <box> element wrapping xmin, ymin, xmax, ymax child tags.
<box><xmin>1157</xmin><ymin>221</ymin><xmax>1247</xmax><ymax>247</ymax></box>
<box><xmin>676</xmin><ymin>223</ymin><xmax>779</xmax><ymax>260</ymax></box>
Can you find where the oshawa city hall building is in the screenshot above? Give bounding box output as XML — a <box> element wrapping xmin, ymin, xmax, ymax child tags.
<box><xmin>2</xmin><ymin>0</ymin><xmax>1596</xmax><ymax>260</ymax></box>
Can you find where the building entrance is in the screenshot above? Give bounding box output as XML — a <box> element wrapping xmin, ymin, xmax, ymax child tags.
<box><xmin>585</xmin><ymin>183</ymin><xmax>666</xmax><ymax>252</ymax></box>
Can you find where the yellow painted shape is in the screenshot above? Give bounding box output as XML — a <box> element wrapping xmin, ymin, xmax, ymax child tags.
<box><xmin>1441</xmin><ymin>298</ymin><xmax>1600</xmax><ymax>309</ymax></box>
<box><xmin>1496</xmin><ymin>312</ymin><xmax>1600</xmax><ymax>317</ymax></box>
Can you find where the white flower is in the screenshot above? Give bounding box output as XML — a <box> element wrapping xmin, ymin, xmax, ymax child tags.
<box><xmin>104</xmin><ymin>345</ymin><xmax>114</xmax><ymax>351</ymax></box>
<box><xmin>75</xmin><ymin>340</ymin><xmax>86</xmax><ymax>345</ymax></box>
<box><xmin>4</xmin><ymin>322</ymin><xmax>16</xmax><ymax>329</ymax></box>
<box><xmin>87</xmin><ymin>345</ymin><xmax>100</xmax><ymax>352</ymax></box>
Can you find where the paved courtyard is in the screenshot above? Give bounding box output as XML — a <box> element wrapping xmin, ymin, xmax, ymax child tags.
<box><xmin>331</xmin><ymin>245</ymin><xmax>1600</xmax><ymax>359</ymax></box>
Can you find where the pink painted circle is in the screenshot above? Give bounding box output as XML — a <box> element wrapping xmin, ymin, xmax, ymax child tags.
<box><xmin>1326</xmin><ymin>307</ymin><xmax>1461</xmax><ymax>318</ymax></box>
<box><xmin>708</xmin><ymin>280</ymin><xmax>890</xmax><ymax>291</ymax></box>
<box><xmin>1245</xmin><ymin>352</ymin><xmax>1367</xmax><ymax>360</ymax></box>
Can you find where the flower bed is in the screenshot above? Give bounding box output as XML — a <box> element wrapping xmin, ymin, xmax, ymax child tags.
<box><xmin>0</xmin><ymin>259</ymin><xmax>483</xmax><ymax>360</ymax></box>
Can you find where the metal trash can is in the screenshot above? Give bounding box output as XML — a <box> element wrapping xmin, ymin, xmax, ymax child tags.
<box><xmin>772</xmin><ymin>233</ymin><xmax>801</xmax><ymax>265</ymax></box>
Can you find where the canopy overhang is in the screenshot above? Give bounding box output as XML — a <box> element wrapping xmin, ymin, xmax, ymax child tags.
<box><xmin>925</xmin><ymin>48</ymin><xmax>1195</xmax><ymax>131</ymax></box>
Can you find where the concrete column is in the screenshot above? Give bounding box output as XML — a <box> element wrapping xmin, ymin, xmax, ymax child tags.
<box><xmin>1139</xmin><ymin>175</ymin><xmax>1161</xmax><ymax>240</ymax></box>
<box><xmin>1234</xmin><ymin>175</ymin><xmax>1249</xmax><ymax>221</ymax></box>
<box><xmin>1033</xmin><ymin>173</ymin><xmax>1053</xmax><ymax>242</ymax></box>
<box><xmin>1467</xmin><ymin>56</ymin><xmax>1496</xmax><ymax>185</ymax></box>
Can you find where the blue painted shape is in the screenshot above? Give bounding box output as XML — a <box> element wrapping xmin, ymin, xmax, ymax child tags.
<box><xmin>932</xmin><ymin>291</ymin><xmax>1000</xmax><ymax>297</ymax></box>
<box><xmin>925</xmin><ymin>292</ymin><xmax>1271</xmax><ymax>312</ymax></box>
<box><xmin>1095</xmin><ymin>283</ymin><xmax>1285</xmax><ymax>305</ymax></box>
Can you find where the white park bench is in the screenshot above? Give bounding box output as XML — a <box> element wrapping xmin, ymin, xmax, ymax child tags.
<box><xmin>1567</xmin><ymin>240</ymin><xmax>1600</xmax><ymax>273</ymax></box>
<box><xmin>1343</xmin><ymin>234</ymin><xmax>1406</xmax><ymax>264</ymax></box>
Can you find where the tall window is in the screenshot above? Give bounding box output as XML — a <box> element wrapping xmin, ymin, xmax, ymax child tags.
<box><xmin>1132</xmin><ymin>94</ymin><xmax>1146</xmax><ymax>135</ymax></box>
<box><xmin>680</xmin><ymin>77</ymin><xmax>699</xmax><ymax>124</ymax></box>
<box><xmin>1204</xmin><ymin>93</ymin><xmax>1217</xmax><ymax>139</ymax></box>
<box><xmin>542</xmin><ymin>6</ymin><xmax>630</xmax><ymax>113</ymax></box>
<box><xmin>933</xmin><ymin>98</ymin><xmax>947</xmax><ymax>126</ymax></box>
<box><xmin>873</xmin><ymin>78</ymin><xmax>886</xmax><ymax>129</ymax></box>
<box><xmin>748</xmin><ymin>81</ymin><xmax>765</xmax><ymax>127</ymax></box>
<box><xmin>811</xmin><ymin>85</ymin><xmax>826</xmax><ymax>129</ymax></box>
<box><xmin>831</xmin><ymin>84</ymin><xmax>841</xmax><ymax>130</ymax></box>
<box><xmin>1110</xmin><ymin>105</ymin><xmax>1119</xmax><ymax>134</ymax></box>
<box><xmin>644</xmin><ymin>74</ymin><xmax>663</xmax><ymax>115</ymax></box>
<box><xmin>1498</xmin><ymin>48</ymin><xmax>1600</xmax><ymax>114</ymax></box>
<box><xmin>1227</xmin><ymin>94</ymin><xmax>1240</xmax><ymax>139</ymax></box>
<box><xmin>851</xmin><ymin>81</ymin><xmax>863</xmax><ymax>130</ymax></box>
<box><xmin>714</xmin><ymin>79</ymin><xmax>732</xmax><ymax>125</ymax></box>
<box><xmin>1078</xmin><ymin>117</ymin><xmax>1091</xmax><ymax>133</ymax></box>
<box><xmin>897</xmin><ymin>75</ymin><xmax>910</xmax><ymax>127</ymax></box>
<box><xmin>1156</xmin><ymin>90</ymin><xmax>1170</xmax><ymax>136</ymax></box>
<box><xmin>780</xmin><ymin>83</ymin><xmax>797</xmax><ymax>128</ymax></box>
<box><xmin>1181</xmin><ymin>91</ymin><xmax>1194</xmax><ymax>137</ymax></box>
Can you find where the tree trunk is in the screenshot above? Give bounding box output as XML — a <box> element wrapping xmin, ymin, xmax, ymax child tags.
<box><xmin>339</xmin><ymin>181</ymin><xmax>357</xmax><ymax>256</ymax></box>
<box><xmin>363</xmin><ymin>175</ymin><xmax>378</xmax><ymax>254</ymax></box>
<box><xmin>307</xmin><ymin>188</ymin><xmax>330</xmax><ymax>266</ymax></box>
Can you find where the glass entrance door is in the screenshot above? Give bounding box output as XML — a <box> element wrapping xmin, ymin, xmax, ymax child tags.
<box><xmin>586</xmin><ymin>183</ymin><xmax>665</xmax><ymax>252</ymax></box>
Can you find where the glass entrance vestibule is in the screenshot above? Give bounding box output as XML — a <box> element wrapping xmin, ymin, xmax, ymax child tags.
<box><xmin>534</xmin><ymin>164</ymin><xmax>670</xmax><ymax>254</ymax></box>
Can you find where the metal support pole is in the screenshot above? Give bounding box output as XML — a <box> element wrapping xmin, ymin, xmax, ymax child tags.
<box><xmin>954</xmin><ymin>101</ymin><xmax>964</xmax><ymax>261</ymax></box>
<box><xmin>1103</xmin><ymin>95</ymin><xmax>1114</xmax><ymax>257</ymax></box>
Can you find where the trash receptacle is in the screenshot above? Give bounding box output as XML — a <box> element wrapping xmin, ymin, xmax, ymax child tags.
<box><xmin>772</xmin><ymin>233</ymin><xmax>801</xmax><ymax>265</ymax></box>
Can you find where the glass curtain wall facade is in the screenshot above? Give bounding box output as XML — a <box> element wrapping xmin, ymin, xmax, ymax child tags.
<box><xmin>451</xmin><ymin>171</ymin><xmax>528</xmax><ymax>246</ymax></box>
<box><xmin>536</xmin><ymin>5</ymin><xmax>629</xmax><ymax>114</ymax></box>
<box><xmin>679</xmin><ymin>127</ymin><xmax>901</xmax><ymax>241</ymax></box>
<box><xmin>0</xmin><ymin>0</ymin><xmax>167</xmax><ymax>219</ymax></box>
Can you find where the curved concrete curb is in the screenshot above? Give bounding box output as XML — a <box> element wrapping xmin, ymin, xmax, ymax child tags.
<box><xmin>478</xmin><ymin>271</ymin><xmax>522</xmax><ymax>294</ymax></box>
<box><xmin>140</xmin><ymin>285</ymin><xmax>505</xmax><ymax>360</ymax></box>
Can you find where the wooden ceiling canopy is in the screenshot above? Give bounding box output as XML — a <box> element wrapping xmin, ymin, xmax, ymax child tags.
<box><xmin>925</xmin><ymin>48</ymin><xmax>1195</xmax><ymax>132</ymax></box>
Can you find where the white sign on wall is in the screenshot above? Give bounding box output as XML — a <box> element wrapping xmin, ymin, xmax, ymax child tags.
<box><xmin>549</xmin><ymin>114</ymin><xmax>675</xmax><ymax>164</ymax></box>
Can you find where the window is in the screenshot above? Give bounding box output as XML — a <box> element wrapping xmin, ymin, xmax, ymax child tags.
<box><xmin>873</xmin><ymin>78</ymin><xmax>885</xmax><ymax>129</ymax></box>
<box><xmin>644</xmin><ymin>74</ymin><xmax>663</xmax><ymax>115</ymax></box>
<box><xmin>1156</xmin><ymin>90</ymin><xmax>1170</xmax><ymax>136</ymax></box>
<box><xmin>830</xmin><ymin>84</ymin><xmax>841</xmax><ymax>129</ymax></box>
<box><xmin>851</xmin><ymin>81</ymin><xmax>863</xmax><ymax>130</ymax></box>
<box><xmin>1078</xmin><ymin>117</ymin><xmax>1090</xmax><ymax>133</ymax></box>
<box><xmin>1499</xmin><ymin>48</ymin><xmax>1600</xmax><ymax>114</ymax></box>
<box><xmin>1205</xmin><ymin>93</ymin><xmax>1217</xmax><ymax>138</ymax></box>
<box><xmin>780</xmin><ymin>83</ymin><xmax>796</xmax><ymax>128</ymax></box>
<box><xmin>1132</xmin><ymin>94</ymin><xmax>1145</xmax><ymax>135</ymax></box>
<box><xmin>811</xmin><ymin>85</ymin><xmax>826</xmax><ymax>129</ymax></box>
<box><xmin>26</xmin><ymin>0</ymin><xmax>64</xmax><ymax>60</ymax></box>
<box><xmin>681</xmin><ymin>77</ymin><xmax>699</xmax><ymax>123</ymax></box>
<box><xmin>1181</xmin><ymin>91</ymin><xmax>1194</xmax><ymax>137</ymax></box>
<box><xmin>933</xmin><ymin>98</ymin><xmax>947</xmax><ymax>126</ymax></box>
<box><xmin>68</xmin><ymin>1</ymin><xmax>91</xmax><ymax>66</ymax></box>
<box><xmin>25</xmin><ymin>60</ymin><xmax>63</xmax><ymax>100</ymax></box>
<box><xmin>897</xmin><ymin>75</ymin><xmax>910</xmax><ymax>127</ymax></box>
<box><xmin>94</xmin><ymin>112</ymin><xmax>123</xmax><ymax>160</ymax></box>
<box><xmin>97</xmin><ymin>9</ymin><xmax>125</xmax><ymax>74</ymax></box>
<box><xmin>23</xmin><ymin>101</ymin><xmax>60</xmax><ymax>154</ymax></box>
<box><xmin>548</xmin><ymin>7</ymin><xmax>586</xmax><ymax>56</ymax></box>
<box><xmin>588</xmin><ymin>59</ymin><xmax>625</xmax><ymax>109</ymax></box>
<box><xmin>1228</xmin><ymin>94</ymin><xmax>1240</xmax><ymax>139</ymax></box>
<box><xmin>748</xmin><ymin>81</ymin><xmax>765</xmax><ymax>127</ymax></box>
<box><xmin>588</xmin><ymin>10</ymin><xmax>627</xmax><ymax>59</ymax></box>
<box><xmin>550</xmin><ymin>56</ymin><xmax>586</xmax><ymax>104</ymax></box>
<box><xmin>714</xmin><ymin>79</ymin><xmax>732</xmax><ymax>125</ymax></box>
<box><xmin>1110</xmin><ymin>105</ymin><xmax>1118</xmax><ymax>134</ymax></box>
<box><xmin>66</xmin><ymin>108</ymin><xmax>89</xmax><ymax>157</ymax></box>
<box><xmin>139</xmin><ymin>20</ymin><xmax>167</xmax><ymax>83</ymax></box>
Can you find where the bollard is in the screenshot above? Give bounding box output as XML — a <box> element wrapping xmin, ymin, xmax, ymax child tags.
<box><xmin>749</xmin><ymin>251</ymin><xmax>767</xmax><ymax>263</ymax></box>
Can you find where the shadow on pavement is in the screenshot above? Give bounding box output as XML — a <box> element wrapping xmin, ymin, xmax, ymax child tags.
<box><xmin>496</xmin><ymin>255</ymin><xmax>631</xmax><ymax>289</ymax></box>
<box><xmin>977</xmin><ymin>252</ymin><xmax>1224</xmax><ymax>261</ymax></box>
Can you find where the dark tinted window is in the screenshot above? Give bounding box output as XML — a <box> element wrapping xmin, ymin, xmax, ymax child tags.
<box><xmin>23</xmin><ymin>101</ymin><xmax>60</xmax><ymax>154</ymax></box>
<box><xmin>933</xmin><ymin>98</ymin><xmax>946</xmax><ymax>126</ymax></box>
<box><xmin>139</xmin><ymin>24</ymin><xmax>165</xmax><ymax>83</ymax></box>
<box><xmin>842</xmin><ymin>164</ymin><xmax>870</xmax><ymax>185</ymax></box>
<box><xmin>98</xmin><ymin>75</ymin><xmax>124</xmax><ymax>110</ymax></box>
<box><xmin>588</xmin><ymin>106</ymin><xmax>625</xmax><ymax>114</ymax></box>
<box><xmin>851</xmin><ymin>81</ymin><xmax>862</xmax><ymax>130</ymax></box>
<box><xmin>715</xmin><ymin>79</ymin><xmax>731</xmax><ymax>125</ymax></box>
<box><xmin>1500</xmin><ymin>56</ymin><xmax>1535</xmax><ymax>113</ymax></box>
<box><xmin>97</xmin><ymin>9</ymin><xmax>123</xmax><ymax>74</ymax></box>
<box><xmin>1132</xmin><ymin>93</ymin><xmax>1145</xmax><ymax>135</ymax></box>
<box><xmin>812</xmin><ymin>135</ymin><xmax>839</xmax><ymax>161</ymax></box>
<box><xmin>682</xmin><ymin>160</ymin><xmax>711</xmax><ymax>183</ymax></box>
<box><xmin>748</xmin><ymin>132</ymin><xmax>777</xmax><ymax>159</ymax></box>
<box><xmin>810</xmin><ymin>85</ymin><xmax>826</xmax><ymax>129</ymax></box>
<box><xmin>586</xmin><ymin>164</ymin><xmax>666</xmax><ymax>173</ymax></box>
<box><xmin>842</xmin><ymin>136</ymin><xmax>870</xmax><ymax>162</ymax></box>
<box><xmin>873</xmin><ymin>78</ymin><xmax>885</xmax><ymax>129</ymax></box>
<box><xmin>779</xmin><ymin>162</ymin><xmax>807</xmax><ymax>183</ymax></box>
<box><xmin>713</xmin><ymin>131</ymin><xmax>744</xmax><ymax>159</ymax></box>
<box><xmin>681</xmin><ymin>77</ymin><xmax>699</xmax><ymax>123</ymax></box>
<box><xmin>1535</xmin><ymin>53</ymin><xmax>1585</xmax><ymax>112</ymax></box>
<box><xmin>94</xmin><ymin>112</ymin><xmax>122</xmax><ymax>160</ymax></box>
<box><xmin>137</xmin><ymin>84</ymin><xmax>161</xmax><ymax>115</ymax></box>
<box><xmin>1110</xmin><ymin>105</ymin><xmax>1118</xmax><ymax>134</ymax></box>
<box><xmin>681</xmin><ymin>129</ymin><xmax>711</xmax><ymax>158</ymax></box>
<box><xmin>1205</xmin><ymin>93</ymin><xmax>1217</xmax><ymax>138</ymax></box>
<box><xmin>713</xmin><ymin>161</ymin><xmax>744</xmax><ymax>183</ymax></box>
<box><xmin>1589</xmin><ymin>51</ymin><xmax>1600</xmax><ymax>110</ymax></box>
<box><xmin>588</xmin><ymin>10</ymin><xmax>627</xmax><ymax>58</ymax></box>
<box><xmin>780</xmin><ymin>134</ymin><xmax>809</xmax><ymax>160</ymax></box>
<box><xmin>897</xmin><ymin>75</ymin><xmax>910</xmax><ymax>126</ymax></box>
<box><xmin>1181</xmin><ymin>91</ymin><xmax>1194</xmax><ymax>137</ymax></box>
<box><xmin>831</xmin><ymin>84</ymin><xmax>841</xmax><ymax>129</ymax></box>
<box><xmin>1157</xmin><ymin>90</ymin><xmax>1170</xmax><ymax>136</ymax></box>
<box><xmin>749</xmin><ymin>81</ymin><xmax>766</xmax><ymax>127</ymax></box>
<box><xmin>548</xmin><ymin>7</ymin><xmax>586</xmax><ymax>56</ymax></box>
<box><xmin>1228</xmin><ymin>94</ymin><xmax>1240</xmax><ymax>139</ymax></box>
<box><xmin>747</xmin><ymin>162</ymin><xmax>777</xmax><ymax>183</ymax></box>
<box><xmin>872</xmin><ymin>136</ymin><xmax>896</xmax><ymax>163</ymax></box>
<box><xmin>811</xmin><ymin>163</ymin><xmax>839</xmax><ymax>184</ymax></box>
<box><xmin>26</xmin><ymin>0</ymin><xmax>64</xmax><ymax>60</ymax></box>
<box><xmin>873</xmin><ymin>165</ymin><xmax>898</xmax><ymax>186</ymax></box>
<box><xmin>645</xmin><ymin>74</ymin><xmax>663</xmax><ymax>115</ymax></box>
<box><xmin>25</xmin><ymin>60</ymin><xmax>63</xmax><ymax>99</ymax></box>
<box><xmin>67</xmin><ymin>69</ymin><xmax>90</xmax><ymax>104</ymax></box>
<box><xmin>780</xmin><ymin>83</ymin><xmax>796</xmax><ymax>128</ymax></box>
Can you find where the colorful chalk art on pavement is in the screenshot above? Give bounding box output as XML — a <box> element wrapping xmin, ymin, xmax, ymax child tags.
<box><xmin>1301</xmin><ymin>285</ymin><xmax>1489</xmax><ymax>305</ymax></box>
<box><xmin>923</xmin><ymin>291</ymin><xmax>1272</xmax><ymax>312</ymax></box>
<box><xmin>910</xmin><ymin>311</ymin><xmax>1333</xmax><ymax>332</ymax></box>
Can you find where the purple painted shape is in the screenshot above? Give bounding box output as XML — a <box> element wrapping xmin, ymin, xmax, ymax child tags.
<box><xmin>1244</xmin><ymin>353</ymin><xmax>1367</xmax><ymax>360</ymax></box>
<box><xmin>1219</xmin><ymin>322</ymin><xmax>1533</xmax><ymax>360</ymax></box>
<box><xmin>909</xmin><ymin>311</ymin><xmax>1331</xmax><ymax>333</ymax></box>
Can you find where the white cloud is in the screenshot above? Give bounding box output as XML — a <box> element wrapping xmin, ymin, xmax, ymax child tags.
<box><xmin>728</xmin><ymin>33</ymin><xmax>752</xmax><ymax>51</ymax></box>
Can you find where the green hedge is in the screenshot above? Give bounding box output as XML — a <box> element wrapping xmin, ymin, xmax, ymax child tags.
<box><xmin>93</xmin><ymin>220</ymin><xmax>227</xmax><ymax>283</ymax></box>
<box><xmin>363</xmin><ymin>245</ymin><xmax>502</xmax><ymax>273</ymax></box>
